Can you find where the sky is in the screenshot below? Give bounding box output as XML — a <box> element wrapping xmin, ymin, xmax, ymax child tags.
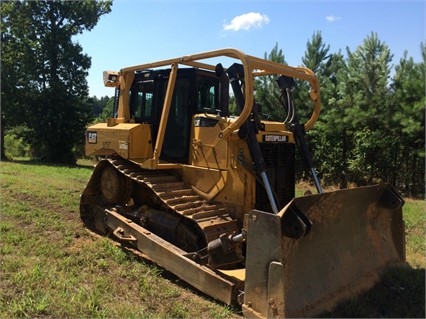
<box><xmin>74</xmin><ymin>0</ymin><xmax>426</xmax><ymax>98</ymax></box>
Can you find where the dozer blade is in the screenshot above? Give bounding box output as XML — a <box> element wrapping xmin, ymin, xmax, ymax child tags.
<box><xmin>242</xmin><ymin>184</ymin><xmax>405</xmax><ymax>318</ymax></box>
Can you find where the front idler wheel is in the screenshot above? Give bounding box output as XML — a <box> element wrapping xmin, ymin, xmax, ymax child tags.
<box><xmin>100</xmin><ymin>166</ymin><xmax>132</xmax><ymax>205</ymax></box>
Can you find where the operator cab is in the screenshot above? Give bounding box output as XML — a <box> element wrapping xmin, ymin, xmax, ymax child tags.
<box><xmin>117</xmin><ymin>68</ymin><xmax>228</xmax><ymax>164</ymax></box>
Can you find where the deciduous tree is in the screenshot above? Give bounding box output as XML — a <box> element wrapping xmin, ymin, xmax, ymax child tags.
<box><xmin>1</xmin><ymin>0</ymin><xmax>112</xmax><ymax>163</ymax></box>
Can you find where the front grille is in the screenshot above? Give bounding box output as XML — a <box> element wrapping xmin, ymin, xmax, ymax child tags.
<box><xmin>255</xmin><ymin>143</ymin><xmax>295</xmax><ymax>212</ymax></box>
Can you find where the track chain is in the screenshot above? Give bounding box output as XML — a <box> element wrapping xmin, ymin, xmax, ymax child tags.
<box><xmin>103</xmin><ymin>156</ymin><xmax>238</xmax><ymax>241</ymax></box>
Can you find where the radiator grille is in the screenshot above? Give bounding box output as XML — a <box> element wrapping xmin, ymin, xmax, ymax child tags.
<box><xmin>255</xmin><ymin>143</ymin><xmax>295</xmax><ymax>212</ymax></box>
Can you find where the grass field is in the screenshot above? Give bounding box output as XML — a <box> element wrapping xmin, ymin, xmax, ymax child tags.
<box><xmin>1</xmin><ymin>159</ymin><xmax>424</xmax><ymax>318</ymax></box>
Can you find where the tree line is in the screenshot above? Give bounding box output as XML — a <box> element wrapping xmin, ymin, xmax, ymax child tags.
<box><xmin>1</xmin><ymin>1</ymin><xmax>424</xmax><ymax>197</ymax></box>
<box><xmin>255</xmin><ymin>36</ymin><xmax>424</xmax><ymax>197</ymax></box>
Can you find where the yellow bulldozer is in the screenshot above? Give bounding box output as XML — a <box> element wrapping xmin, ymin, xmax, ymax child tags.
<box><xmin>80</xmin><ymin>48</ymin><xmax>405</xmax><ymax>318</ymax></box>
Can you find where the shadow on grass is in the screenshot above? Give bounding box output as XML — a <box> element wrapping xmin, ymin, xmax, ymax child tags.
<box><xmin>320</xmin><ymin>266</ymin><xmax>425</xmax><ymax>318</ymax></box>
<box><xmin>119</xmin><ymin>238</ymin><xmax>425</xmax><ymax>318</ymax></box>
<box><xmin>87</xmin><ymin>227</ymin><xmax>424</xmax><ymax>318</ymax></box>
<box><xmin>116</xmin><ymin>241</ymin><xmax>244</xmax><ymax>317</ymax></box>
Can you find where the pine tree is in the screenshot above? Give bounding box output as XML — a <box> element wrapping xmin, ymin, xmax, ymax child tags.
<box><xmin>390</xmin><ymin>45</ymin><xmax>425</xmax><ymax>196</ymax></box>
<box><xmin>254</xmin><ymin>42</ymin><xmax>287</xmax><ymax>121</ymax></box>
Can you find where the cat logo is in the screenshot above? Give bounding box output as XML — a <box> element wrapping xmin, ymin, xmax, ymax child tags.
<box><xmin>263</xmin><ymin>134</ymin><xmax>287</xmax><ymax>142</ymax></box>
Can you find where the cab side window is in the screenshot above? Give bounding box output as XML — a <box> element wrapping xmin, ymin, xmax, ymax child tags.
<box><xmin>196</xmin><ymin>80</ymin><xmax>218</xmax><ymax>113</ymax></box>
<box><xmin>130</xmin><ymin>82</ymin><xmax>154</xmax><ymax>123</ymax></box>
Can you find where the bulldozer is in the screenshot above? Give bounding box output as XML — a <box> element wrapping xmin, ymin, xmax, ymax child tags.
<box><xmin>80</xmin><ymin>48</ymin><xmax>405</xmax><ymax>318</ymax></box>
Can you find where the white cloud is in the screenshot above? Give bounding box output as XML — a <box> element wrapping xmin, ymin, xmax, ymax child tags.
<box><xmin>326</xmin><ymin>15</ymin><xmax>342</xmax><ymax>22</ymax></box>
<box><xmin>224</xmin><ymin>12</ymin><xmax>270</xmax><ymax>31</ymax></box>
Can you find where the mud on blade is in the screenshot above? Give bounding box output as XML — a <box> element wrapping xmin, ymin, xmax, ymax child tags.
<box><xmin>243</xmin><ymin>184</ymin><xmax>405</xmax><ymax>318</ymax></box>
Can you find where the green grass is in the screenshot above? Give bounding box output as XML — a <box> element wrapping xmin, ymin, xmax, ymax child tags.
<box><xmin>404</xmin><ymin>199</ymin><xmax>426</xmax><ymax>269</ymax></box>
<box><xmin>0</xmin><ymin>159</ymin><xmax>424</xmax><ymax>318</ymax></box>
<box><xmin>0</xmin><ymin>159</ymin><xmax>237</xmax><ymax>319</ymax></box>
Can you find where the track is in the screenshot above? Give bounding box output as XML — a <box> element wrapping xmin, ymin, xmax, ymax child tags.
<box><xmin>80</xmin><ymin>155</ymin><xmax>239</xmax><ymax>251</ymax></box>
